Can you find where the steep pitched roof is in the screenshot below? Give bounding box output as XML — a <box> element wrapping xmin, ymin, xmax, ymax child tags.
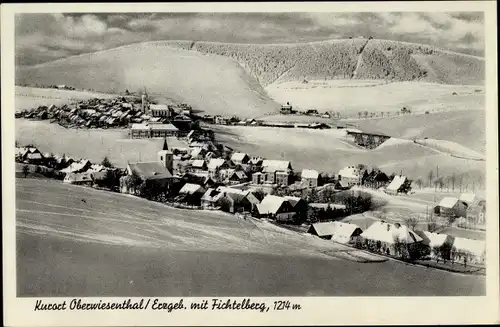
<box><xmin>257</xmin><ymin>195</ymin><xmax>289</xmax><ymax>215</ymax></box>
<box><xmin>191</xmin><ymin>160</ymin><xmax>206</xmax><ymax>168</ymax></box>
<box><xmin>387</xmin><ymin>175</ymin><xmax>407</xmax><ymax>191</ymax></box>
<box><xmin>439</xmin><ymin>197</ymin><xmax>459</xmax><ymax>208</ymax></box>
<box><xmin>128</xmin><ymin>162</ymin><xmax>172</xmax><ymax>179</ymax></box>
<box><xmin>452</xmin><ymin>237</ymin><xmax>485</xmax><ymax>257</ymax></box>
<box><xmin>230</xmin><ymin>152</ymin><xmax>249</xmax><ymax>162</ymax></box>
<box><xmin>361</xmin><ymin>221</ymin><xmax>423</xmax><ymax>244</ymax></box>
<box><xmin>207</xmin><ymin>158</ymin><xmax>228</xmax><ymax>170</ymax></box>
<box><xmin>179</xmin><ymin>183</ymin><xmax>204</xmax><ymax>195</ymax></box>
<box><xmin>414</xmin><ymin>231</ymin><xmax>453</xmax><ymax>248</ymax></box>
<box><xmin>201</xmin><ymin>188</ymin><xmax>224</xmax><ymax>203</ymax></box>
<box><xmin>301</xmin><ymin>169</ymin><xmax>319</xmax><ymax>179</ymax></box>
<box><xmin>459</xmin><ymin>193</ymin><xmax>476</xmax><ymax>204</ymax></box>
<box><xmin>309</xmin><ymin>221</ymin><xmax>362</xmax><ymax>240</ymax></box>
<box><xmin>262</xmin><ymin>160</ymin><xmax>291</xmax><ymax>173</ymax></box>
<box><xmin>338</xmin><ymin>166</ymin><xmax>361</xmax><ymax>179</ymax></box>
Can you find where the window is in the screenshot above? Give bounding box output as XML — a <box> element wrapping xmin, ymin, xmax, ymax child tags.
<box><xmin>160</xmin><ymin>156</ymin><xmax>163</xmax><ymax>161</ymax></box>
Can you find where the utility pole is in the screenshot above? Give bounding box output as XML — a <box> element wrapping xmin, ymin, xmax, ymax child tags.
<box><xmin>436</xmin><ymin>165</ymin><xmax>439</xmax><ymax>179</ymax></box>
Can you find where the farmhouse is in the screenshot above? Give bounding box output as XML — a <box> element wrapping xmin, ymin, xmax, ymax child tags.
<box><xmin>226</xmin><ymin>170</ymin><xmax>248</xmax><ymax>185</ymax></box>
<box><xmin>257</xmin><ymin>195</ymin><xmax>295</xmax><ymax>221</ymax></box>
<box><xmin>459</xmin><ymin>193</ymin><xmax>478</xmax><ymax>206</ymax></box>
<box><xmin>280</xmin><ymin>103</ymin><xmax>293</xmax><ymax>115</ymax></box>
<box><xmin>360</xmin><ymin>221</ymin><xmax>423</xmax><ymax>258</ymax></box>
<box><xmin>61</xmin><ymin>159</ymin><xmax>92</xmax><ymax>174</ymax></box>
<box><xmin>436</xmin><ymin>197</ymin><xmax>467</xmax><ymax>218</ymax></box>
<box><xmin>284</xmin><ymin>196</ymin><xmax>308</xmax><ymax>221</ymax></box>
<box><xmin>262</xmin><ymin>160</ymin><xmax>292</xmax><ymax>186</ymax></box>
<box><xmin>181</xmin><ymin>172</ymin><xmax>216</xmax><ymax>189</ymax></box>
<box><xmin>451</xmin><ymin>237</ymin><xmax>485</xmax><ymax>265</ymax></box>
<box><xmin>252</xmin><ymin>172</ymin><xmax>265</xmax><ymax>185</ymax></box>
<box><xmin>308</xmin><ymin>221</ymin><xmax>363</xmax><ymax>244</ymax></box>
<box><xmin>190</xmin><ymin>159</ymin><xmax>207</xmax><ymax>173</ymax></box>
<box><xmin>414</xmin><ymin>231</ymin><xmax>454</xmax><ymax>260</ymax></box>
<box><xmin>215</xmin><ymin>186</ymin><xmax>260</xmax><ymax>213</ymax></box>
<box><xmin>63</xmin><ymin>172</ymin><xmax>94</xmax><ymax>186</ymax></box>
<box><xmin>338</xmin><ymin>166</ymin><xmax>363</xmax><ymax>186</ymax></box>
<box><xmin>207</xmin><ymin>158</ymin><xmax>234</xmax><ymax>180</ymax></box>
<box><xmin>190</xmin><ymin>147</ymin><xmax>207</xmax><ymax>160</ymax></box>
<box><xmin>363</xmin><ymin>170</ymin><xmax>390</xmax><ymax>189</ymax></box>
<box><xmin>301</xmin><ymin>169</ymin><xmax>319</xmax><ymax>188</ymax></box>
<box><xmin>230</xmin><ymin>152</ymin><xmax>250</xmax><ymax>165</ymax></box>
<box><xmin>385</xmin><ymin>175</ymin><xmax>409</xmax><ymax>195</ymax></box>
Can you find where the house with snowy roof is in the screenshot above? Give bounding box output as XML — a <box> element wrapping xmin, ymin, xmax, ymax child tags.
<box><xmin>257</xmin><ymin>194</ymin><xmax>295</xmax><ymax>221</ymax></box>
<box><xmin>301</xmin><ymin>169</ymin><xmax>319</xmax><ymax>188</ymax></box>
<box><xmin>360</xmin><ymin>221</ymin><xmax>423</xmax><ymax>258</ymax></box>
<box><xmin>308</xmin><ymin>221</ymin><xmax>363</xmax><ymax>244</ymax></box>
<box><xmin>261</xmin><ymin>160</ymin><xmax>292</xmax><ymax>186</ymax></box>
<box><xmin>436</xmin><ymin>197</ymin><xmax>467</xmax><ymax>218</ymax></box>
<box><xmin>230</xmin><ymin>152</ymin><xmax>250</xmax><ymax>165</ymax></box>
<box><xmin>338</xmin><ymin>166</ymin><xmax>363</xmax><ymax>186</ymax></box>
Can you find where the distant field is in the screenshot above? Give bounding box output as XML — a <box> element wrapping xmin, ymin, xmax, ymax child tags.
<box><xmin>266</xmin><ymin>81</ymin><xmax>484</xmax><ymax>115</ymax></box>
<box><xmin>15</xmin><ymin>86</ymin><xmax>116</xmax><ymax>112</ymax></box>
<box><xmin>15</xmin><ymin>119</ymin><xmax>188</xmax><ymax>167</ymax></box>
<box><xmin>348</xmin><ymin>110</ymin><xmax>486</xmax><ymax>154</ymax></box>
<box><xmin>16</xmin><ymin>178</ymin><xmax>485</xmax><ymax>296</ymax></box>
<box><xmin>213</xmin><ymin>125</ymin><xmax>485</xmax><ymax>184</ymax></box>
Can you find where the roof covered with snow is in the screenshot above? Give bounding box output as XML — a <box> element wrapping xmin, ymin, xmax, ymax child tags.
<box><xmin>257</xmin><ymin>195</ymin><xmax>288</xmax><ymax>215</ymax></box>
<box><xmin>191</xmin><ymin>159</ymin><xmax>206</xmax><ymax>168</ymax></box>
<box><xmin>207</xmin><ymin>158</ymin><xmax>227</xmax><ymax>170</ymax></box>
<box><xmin>179</xmin><ymin>183</ymin><xmax>204</xmax><ymax>195</ymax></box>
<box><xmin>230</xmin><ymin>152</ymin><xmax>249</xmax><ymax>162</ymax></box>
<box><xmin>301</xmin><ymin>169</ymin><xmax>319</xmax><ymax>179</ymax></box>
<box><xmin>386</xmin><ymin>175</ymin><xmax>407</xmax><ymax>191</ymax></box>
<box><xmin>309</xmin><ymin>221</ymin><xmax>361</xmax><ymax>239</ymax></box>
<box><xmin>361</xmin><ymin>221</ymin><xmax>423</xmax><ymax>244</ymax></box>
<box><xmin>459</xmin><ymin>193</ymin><xmax>477</xmax><ymax>204</ymax></box>
<box><xmin>128</xmin><ymin>162</ymin><xmax>172</xmax><ymax>179</ymax></box>
<box><xmin>338</xmin><ymin>166</ymin><xmax>361</xmax><ymax>179</ymax></box>
<box><xmin>262</xmin><ymin>160</ymin><xmax>291</xmax><ymax>173</ymax></box>
<box><xmin>439</xmin><ymin>197</ymin><xmax>459</xmax><ymax>208</ymax></box>
<box><xmin>452</xmin><ymin>237</ymin><xmax>485</xmax><ymax>257</ymax></box>
<box><xmin>414</xmin><ymin>231</ymin><xmax>453</xmax><ymax>247</ymax></box>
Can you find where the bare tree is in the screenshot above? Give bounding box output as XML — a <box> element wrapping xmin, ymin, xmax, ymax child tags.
<box><xmin>415</xmin><ymin>178</ymin><xmax>423</xmax><ymax>190</ymax></box>
<box><xmin>364</xmin><ymin>111</ymin><xmax>369</xmax><ymax>119</ymax></box>
<box><xmin>450</xmin><ymin>173</ymin><xmax>456</xmax><ymax>192</ymax></box>
<box><xmin>358</xmin><ymin>112</ymin><xmax>362</xmax><ymax>119</ymax></box>
<box><xmin>403</xmin><ymin>215</ymin><xmax>419</xmax><ymax>231</ymax></box>
<box><xmin>428</xmin><ymin>170</ymin><xmax>434</xmax><ymax>188</ymax></box>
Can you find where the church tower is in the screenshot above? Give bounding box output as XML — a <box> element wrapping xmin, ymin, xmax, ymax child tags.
<box><xmin>141</xmin><ymin>88</ymin><xmax>149</xmax><ymax>113</ymax></box>
<box><xmin>157</xmin><ymin>138</ymin><xmax>173</xmax><ymax>173</ymax></box>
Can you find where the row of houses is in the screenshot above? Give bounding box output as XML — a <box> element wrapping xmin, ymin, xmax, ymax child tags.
<box><xmin>308</xmin><ymin>220</ymin><xmax>485</xmax><ymax>265</ymax></box>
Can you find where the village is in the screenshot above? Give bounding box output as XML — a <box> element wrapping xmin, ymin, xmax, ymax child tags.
<box><xmin>15</xmin><ymin>90</ymin><xmax>486</xmax><ymax>274</ymax></box>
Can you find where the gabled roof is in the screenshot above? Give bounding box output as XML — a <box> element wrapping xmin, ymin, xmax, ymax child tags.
<box><xmin>301</xmin><ymin>169</ymin><xmax>319</xmax><ymax>179</ymax></box>
<box><xmin>230</xmin><ymin>152</ymin><xmax>249</xmax><ymax>162</ymax></box>
<box><xmin>201</xmin><ymin>188</ymin><xmax>224</xmax><ymax>203</ymax></box>
<box><xmin>361</xmin><ymin>221</ymin><xmax>423</xmax><ymax>244</ymax></box>
<box><xmin>228</xmin><ymin>170</ymin><xmax>247</xmax><ymax>180</ymax></box>
<box><xmin>309</xmin><ymin>221</ymin><xmax>362</xmax><ymax>238</ymax></box>
<box><xmin>452</xmin><ymin>237</ymin><xmax>485</xmax><ymax>257</ymax></box>
<box><xmin>338</xmin><ymin>166</ymin><xmax>361</xmax><ymax>179</ymax></box>
<box><xmin>191</xmin><ymin>159</ymin><xmax>206</xmax><ymax>168</ymax></box>
<box><xmin>414</xmin><ymin>231</ymin><xmax>453</xmax><ymax>248</ymax></box>
<box><xmin>257</xmin><ymin>195</ymin><xmax>289</xmax><ymax>215</ymax></box>
<box><xmin>179</xmin><ymin>183</ymin><xmax>204</xmax><ymax>195</ymax></box>
<box><xmin>262</xmin><ymin>160</ymin><xmax>291</xmax><ymax>173</ymax></box>
<box><xmin>128</xmin><ymin>162</ymin><xmax>172</xmax><ymax>179</ymax></box>
<box><xmin>459</xmin><ymin>193</ymin><xmax>477</xmax><ymax>204</ymax></box>
<box><xmin>208</xmin><ymin>158</ymin><xmax>228</xmax><ymax>170</ymax></box>
<box><xmin>387</xmin><ymin>175</ymin><xmax>407</xmax><ymax>191</ymax></box>
<box><xmin>150</xmin><ymin>123</ymin><xmax>178</xmax><ymax>132</ymax></box>
<box><xmin>439</xmin><ymin>197</ymin><xmax>460</xmax><ymax>208</ymax></box>
<box><xmin>283</xmin><ymin>196</ymin><xmax>304</xmax><ymax>207</ymax></box>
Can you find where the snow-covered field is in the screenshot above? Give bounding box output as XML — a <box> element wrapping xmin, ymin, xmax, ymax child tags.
<box><xmin>266</xmin><ymin>81</ymin><xmax>484</xmax><ymax>115</ymax></box>
<box><xmin>16</xmin><ymin>178</ymin><xmax>485</xmax><ymax>296</ymax></box>
<box><xmin>213</xmin><ymin>125</ymin><xmax>485</xmax><ymax>184</ymax></box>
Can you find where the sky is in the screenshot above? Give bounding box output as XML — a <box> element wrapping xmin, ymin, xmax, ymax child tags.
<box><xmin>15</xmin><ymin>12</ymin><xmax>485</xmax><ymax>66</ymax></box>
